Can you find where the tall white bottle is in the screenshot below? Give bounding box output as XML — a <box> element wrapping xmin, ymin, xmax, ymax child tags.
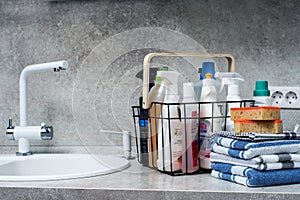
<box><xmin>181</xmin><ymin>82</ymin><xmax>199</xmax><ymax>173</ymax></box>
<box><xmin>199</xmin><ymin>62</ymin><xmax>221</xmax><ymax>169</ymax></box>
<box><xmin>157</xmin><ymin>71</ymin><xmax>182</xmax><ymax>172</ymax></box>
<box><xmin>148</xmin><ymin>67</ymin><xmax>168</xmax><ymax>167</ymax></box>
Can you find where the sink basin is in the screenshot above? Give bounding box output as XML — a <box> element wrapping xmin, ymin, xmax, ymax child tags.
<box><xmin>0</xmin><ymin>154</ymin><xmax>129</xmax><ymax>181</ymax></box>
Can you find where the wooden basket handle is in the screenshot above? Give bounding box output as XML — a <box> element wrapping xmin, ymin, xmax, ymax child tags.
<box><xmin>142</xmin><ymin>53</ymin><xmax>235</xmax><ymax>108</ymax></box>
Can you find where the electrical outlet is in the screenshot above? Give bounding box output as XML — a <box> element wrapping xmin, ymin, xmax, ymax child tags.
<box><xmin>269</xmin><ymin>86</ymin><xmax>300</xmax><ymax>108</ymax></box>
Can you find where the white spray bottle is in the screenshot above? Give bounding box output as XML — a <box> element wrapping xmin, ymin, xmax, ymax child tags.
<box><xmin>157</xmin><ymin>71</ymin><xmax>182</xmax><ymax>172</ymax></box>
<box><xmin>215</xmin><ymin>72</ymin><xmax>244</xmax><ymax>132</ymax></box>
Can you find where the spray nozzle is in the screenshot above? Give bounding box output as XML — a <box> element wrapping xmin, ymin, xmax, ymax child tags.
<box><xmin>155</xmin><ymin>71</ymin><xmax>180</xmax><ymax>98</ymax></box>
<box><xmin>215</xmin><ymin>72</ymin><xmax>244</xmax><ymax>95</ymax></box>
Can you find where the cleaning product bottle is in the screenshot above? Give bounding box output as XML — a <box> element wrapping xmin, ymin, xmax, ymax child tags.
<box><xmin>181</xmin><ymin>82</ymin><xmax>199</xmax><ymax>173</ymax></box>
<box><xmin>215</xmin><ymin>72</ymin><xmax>244</xmax><ymax>132</ymax></box>
<box><xmin>147</xmin><ymin>67</ymin><xmax>168</xmax><ymax>167</ymax></box>
<box><xmin>139</xmin><ymin>107</ymin><xmax>149</xmax><ymax>166</ymax></box>
<box><xmin>157</xmin><ymin>71</ymin><xmax>182</xmax><ymax>172</ymax></box>
<box><xmin>199</xmin><ymin>62</ymin><xmax>221</xmax><ymax>169</ymax></box>
<box><xmin>253</xmin><ymin>80</ymin><xmax>273</xmax><ymax>106</ymax></box>
<box><xmin>194</xmin><ymin>64</ymin><xmax>217</xmax><ymax>102</ymax></box>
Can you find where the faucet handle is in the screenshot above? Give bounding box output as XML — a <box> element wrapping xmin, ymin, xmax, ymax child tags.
<box><xmin>40</xmin><ymin>123</ymin><xmax>53</xmax><ymax>140</ymax></box>
<box><xmin>6</xmin><ymin>118</ymin><xmax>15</xmax><ymax>140</ymax></box>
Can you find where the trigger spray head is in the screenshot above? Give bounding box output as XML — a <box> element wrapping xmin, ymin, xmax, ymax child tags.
<box><xmin>157</xmin><ymin>71</ymin><xmax>180</xmax><ymax>96</ymax></box>
<box><xmin>215</xmin><ymin>72</ymin><xmax>244</xmax><ymax>96</ymax></box>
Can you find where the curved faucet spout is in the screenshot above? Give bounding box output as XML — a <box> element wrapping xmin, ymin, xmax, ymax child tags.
<box><xmin>19</xmin><ymin>61</ymin><xmax>68</xmax><ymax>126</ymax></box>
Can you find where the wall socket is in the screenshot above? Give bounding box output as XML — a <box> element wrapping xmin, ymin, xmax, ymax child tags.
<box><xmin>269</xmin><ymin>86</ymin><xmax>300</xmax><ymax>108</ymax></box>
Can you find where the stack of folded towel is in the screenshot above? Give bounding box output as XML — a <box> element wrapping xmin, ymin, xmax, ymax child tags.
<box><xmin>211</xmin><ymin>135</ymin><xmax>300</xmax><ymax>187</ymax></box>
<box><xmin>210</xmin><ymin>106</ymin><xmax>300</xmax><ymax>187</ymax></box>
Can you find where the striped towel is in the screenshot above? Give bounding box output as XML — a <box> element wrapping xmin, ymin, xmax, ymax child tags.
<box><xmin>218</xmin><ymin>131</ymin><xmax>300</xmax><ymax>141</ymax></box>
<box><xmin>212</xmin><ymin>136</ymin><xmax>300</xmax><ymax>159</ymax></box>
<box><xmin>211</xmin><ymin>162</ymin><xmax>300</xmax><ymax>187</ymax></box>
<box><xmin>210</xmin><ymin>152</ymin><xmax>300</xmax><ymax>170</ymax></box>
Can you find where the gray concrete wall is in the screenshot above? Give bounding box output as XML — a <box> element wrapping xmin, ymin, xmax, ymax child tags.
<box><xmin>0</xmin><ymin>0</ymin><xmax>299</xmax><ymax>152</ymax></box>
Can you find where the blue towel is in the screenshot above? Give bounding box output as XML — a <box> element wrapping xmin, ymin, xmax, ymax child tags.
<box><xmin>211</xmin><ymin>162</ymin><xmax>300</xmax><ymax>187</ymax></box>
<box><xmin>213</xmin><ymin>136</ymin><xmax>300</xmax><ymax>159</ymax></box>
<box><xmin>211</xmin><ymin>152</ymin><xmax>300</xmax><ymax>170</ymax></box>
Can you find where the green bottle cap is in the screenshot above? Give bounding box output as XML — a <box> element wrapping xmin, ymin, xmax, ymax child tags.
<box><xmin>158</xmin><ymin>66</ymin><xmax>168</xmax><ymax>71</ymax></box>
<box><xmin>253</xmin><ymin>80</ymin><xmax>270</xmax><ymax>96</ymax></box>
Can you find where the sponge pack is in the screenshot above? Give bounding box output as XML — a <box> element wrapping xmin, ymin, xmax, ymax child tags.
<box><xmin>230</xmin><ymin>106</ymin><xmax>282</xmax><ymax>134</ymax></box>
<box><xmin>234</xmin><ymin>119</ymin><xmax>283</xmax><ymax>133</ymax></box>
<box><xmin>230</xmin><ymin>106</ymin><xmax>280</xmax><ymax>121</ymax></box>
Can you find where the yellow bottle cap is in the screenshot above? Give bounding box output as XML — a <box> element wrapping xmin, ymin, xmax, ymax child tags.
<box><xmin>205</xmin><ymin>73</ymin><xmax>212</xmax><ymax>79</ymax></box>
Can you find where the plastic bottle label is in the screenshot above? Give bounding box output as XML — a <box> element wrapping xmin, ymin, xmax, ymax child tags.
<box><xmin>191</xmin><ymin>111</ymin><xmax>198</xmax><ymax>167</ymax></box>
<box><xmin>191</xmin><ymin>139</ymin><xmax>198</xmax><ymax>167</ymax></box>
<box><xmin>199</xmin><ymin>120</ymin><xmax>211</xmax><ymax>155</ymax></box>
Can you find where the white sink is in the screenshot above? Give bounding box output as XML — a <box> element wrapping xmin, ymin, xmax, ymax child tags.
<box><xmin>0</xmin><ymin>154</ymin><xmax>129</xmax><ymax>181</ymax></box>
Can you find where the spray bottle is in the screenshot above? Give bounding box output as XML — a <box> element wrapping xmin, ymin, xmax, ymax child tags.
<box><xmin>199</xmin><ymin>62</ymin><xmax>221</xmax><ymax>169</ymax></box>
<box><xmin>181</xmin><ymin>82</ymin><xmax>199</xmax><ymax>173</ymax></box>
<box><xmin>157</xmin><ymin>71</ymin><xmax>182</xmax><ymax>172</ymax></box>
<box><xmin>147</xmin><ymin>67</ymin><xmax>168</xmax><ymax>167</ymax></box>
<box><xmin>215</xmin><ymin>72</ymin><xmax>244</xmax><ymax>132</ymax></box>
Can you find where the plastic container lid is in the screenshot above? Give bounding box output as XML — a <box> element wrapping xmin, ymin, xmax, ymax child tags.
<box><xmin>200</xmin><ymin>62</ymin><xmax>216</xmax><ymax>80</ymax></box>
<box><xmin>253</xmin><ymin>80</ymin><xmax>270</xmax><ymax>97</ymax></box>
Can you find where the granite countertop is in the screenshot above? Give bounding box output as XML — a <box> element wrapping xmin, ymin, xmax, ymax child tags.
<box><xmin>0</xmin><ymin>158</ymin><xmax>300</xmax><ymax>200</ymax></box>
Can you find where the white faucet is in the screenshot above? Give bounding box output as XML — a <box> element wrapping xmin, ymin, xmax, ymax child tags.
<box><xmin>6</xmin><ymin>61</ymin><xmax>68</xmax><ymax>156</ymax></box>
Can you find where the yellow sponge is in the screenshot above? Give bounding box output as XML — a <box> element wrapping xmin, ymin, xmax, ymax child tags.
<box><xmin>230</xmin><ymin>106</ymin><xmax>280</xmax><ymax>121</ymax></box>
<box><xmin>234</xmin><ymin>119</ymin><xmax>283</xmax><ymax>133</ymax></box>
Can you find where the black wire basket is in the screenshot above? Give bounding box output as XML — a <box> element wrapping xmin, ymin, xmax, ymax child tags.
<box><xmin>132</xmin><ymin>100</ymin><xmax>255</xmax><ymax>176</ymax></box>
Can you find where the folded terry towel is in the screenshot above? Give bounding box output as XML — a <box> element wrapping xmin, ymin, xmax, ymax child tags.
<box><xmin>218</xmin><ymin>131</ymin><xmax>300</xmax><ymax>141</ymax></box>
<box><xmin>210</xmin><ymin>152</ymin><xmax>300</xmax><ymax>170</ymax></box>
<box><xmin>213</xmin><ymin>137</ymin><xmax>300</xmax><ymax>159</ymax></box>
<box><xmin>211</xmin><ymin>162</ymin><xmax>300</xmax><ymax>187</ymax></box>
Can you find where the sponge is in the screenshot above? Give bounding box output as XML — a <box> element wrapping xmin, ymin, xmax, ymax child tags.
<box><xmin>230</xmin><ymin>106</ymin><xmax>280</xmax><ymax>121</ymax></box>
<box><xmin>234</xmin><ymin>119</ymin><xmax>283</xmax><ymax>133</ymax></box>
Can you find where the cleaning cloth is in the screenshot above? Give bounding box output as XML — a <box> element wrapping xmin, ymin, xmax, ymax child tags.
<box><xmin>210</xmin><ymin>152</ymin><xmax>300</xmax><ymax>170</ymax></box>
<box><xmin>211</xmin><ymin>162</ymin><xmax>300</xmax><ymax>187</ymax></box>
<box><xmin>212</xmin><ymin>136</ymin><xmax>300</xmax><ymax>159</ymax></box>
<box><xmin>218</xmin><ymin>131</ymin><xmax>300</xmax><ymax>141</ymax></box>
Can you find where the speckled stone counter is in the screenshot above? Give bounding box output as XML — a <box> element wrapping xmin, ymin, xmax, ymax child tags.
<box><xmin>0</xmin><ymin>158</ymin><xmax>300</xmax><ymax>200</ymax></box>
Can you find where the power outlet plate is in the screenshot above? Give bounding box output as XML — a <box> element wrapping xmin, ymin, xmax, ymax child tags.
<box><xmin>269</xmin><ymin>86</ymin><xmax>300</xmax><ymax>108</ymax></box>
